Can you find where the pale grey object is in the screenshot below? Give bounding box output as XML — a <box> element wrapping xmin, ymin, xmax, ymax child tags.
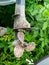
<box><xmin>16</xmin><ymin>0</ymin><xmax>25</xmax><ymax>5</ymax></box>
<box><xmin>14</xmin><ymin>44</ymin><xmax>24</xmax><ymax>58</ymax></box>
<box><xmin>0</xmin><ymin>27</ymin><xmax>7</xmax><ymax>36</ymax></box>
<box><xmin>12</xmin><ymin>40</ymin><xmax>20</xmax><ymax>47</ymax></box>
<box><xmin>35</xmin><ymin>56</ymin><xmax>49</xmax><ymax>65</ymax></box>
<box><xmin>0</xmin><ymin>0</ymin><xmax>16</xmax><ymax>6</ymax></box>
<box><xmin>12</xmin><ymin>40</ymin><xmax>24</xmax><ymax>58</ymax></box>
<box><xmin>14</xmin><ymin>0</ymin><xmax>30</xmax><ymax>29</ymax></box>
<box><xmin>17</xmin><ymin>32</ymin><xmax>24</xmax><ymax>43</ymax></box>
<box><xmin>25</xmin><ymin>42</ymin><xmax>35</xmax><ymax>51</ymax></box>
<box><xmin>37</xmin><ymin>57</ymin><xmax>49</xmax><ymax>65</ymax></box>
<box><xmin>0</xmin><ymin>0</ymin><xmax>25</xmax><ymax>6</ymax></box>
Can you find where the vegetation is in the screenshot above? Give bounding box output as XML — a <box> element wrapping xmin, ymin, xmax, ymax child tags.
<box><xmin>0</xmin><ymin>0</ymin><xmax>49</xmax><ymax>65</ymax></box>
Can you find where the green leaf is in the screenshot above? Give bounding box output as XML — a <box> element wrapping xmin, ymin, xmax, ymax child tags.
<box><xmin>0</xmin><ymin>43</ymin><xmax>4</xmax><ymax>48</ymax></box>
<box><xmin>42</xmin><ymin>21</ymin><xmax>48</xmax><ymax>30</ymax></box>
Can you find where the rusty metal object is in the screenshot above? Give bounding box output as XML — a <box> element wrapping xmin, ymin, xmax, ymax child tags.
<box><xmin>14</xmin><ymin>44</ymin><xmax>24</xmax><ymax>58</ymax></box>
<box><xmin>14</xmin><ymin>15</ymin><xmax>30</xmax><ymax>29</ymax></box>
<box><xmin>13</xmin><ymin>0</ymin><xmax>35</xmax><ymax>58</ymax></box>
<box><xmin>17</xmin><ymin>32</ymin><xmax>24</xmax><ymax>43</ymax></box>
<box><xmin>12</xmin><ymin>30</ymin><xmax>35</xmax><ymax>58</ymax></box>
<box><xmin>25</xmin><ymin>42</ymin><xmax>35</xmax><ymax>51</ymax></box>
<box><xmin>14</xmin><ymin>0</ymin><xmax>30</xmax><ymax>29</ymax></box>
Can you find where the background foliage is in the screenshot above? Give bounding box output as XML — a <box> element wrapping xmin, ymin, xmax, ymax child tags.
<box><xmin>0</xmin><ymin>0</ymin><xmax>49</xmax><ymax>65</ymax></box>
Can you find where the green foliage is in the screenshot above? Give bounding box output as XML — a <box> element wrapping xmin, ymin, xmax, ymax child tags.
<box><xmin>0</xmin><ymin>4</ymin><xmax>15</xmax><ymax>27</ymax></box>
<box><xmin>0</xmin><ymin>28</ymin><xmax>14</xmax><ymax>53</ymax></box>
<box><xmin>25</xmin><ymin>0</ymin><xmax>49</xmax><ymax>61</ymax></box>
<box><xmin>0</xmin><ymin>0</ymin><xmax>49</xmax><ymax>65</ymax></box>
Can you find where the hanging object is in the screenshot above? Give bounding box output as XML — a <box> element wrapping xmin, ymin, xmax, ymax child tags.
<box><xmin>12</xmin><ymin>0</ymin><xmax>35</xmax><ymax>58</ymax></box>
<box><xmin>17</xmin><ymin>32</ymin><xmax>24</xmax><ymax>43</ymax></box>
<box><xmin>25</xmin><ymin>42</ymin><xmax>35</xmax><ymax>51</ymax></box>
<box><xmin>14</xmin><ymin>44</ymin><xmax>24</xmax><ymax>58</ymax></box>
<box><xmin>0</xmin><ymin>0</ymin><xmax>35</xmax><ymax>58</ymax></box>
<box><xmin>14</xmin><ymin>0</ymin><xmax>30</xmax><ymax>29</ymax></box>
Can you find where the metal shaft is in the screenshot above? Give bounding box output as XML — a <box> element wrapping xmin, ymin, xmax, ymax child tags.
<box><xmin>16</xmin><ymin>0</ymin><xmax>25</xmax><ymax>5</ymax></box>
<box><xmin>15</xmin><ymin>0</ymin><xmax>25</xmax><ymax>17</ymax></box>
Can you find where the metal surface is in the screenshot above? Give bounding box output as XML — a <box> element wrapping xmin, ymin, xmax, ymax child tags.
<box><xmin>16</xmin><ymin>0</ymin><xmax>25</xmax><ymax>5</ymax></box>
<box><xmin>34</xmin><ymin>55</ymin><xmax>49</xmax><ymax>65</ymax></box>
<box><xmin>0</xmin><ymin>0</ymin><xmax>16</xmax><ymax>6</ymax></box>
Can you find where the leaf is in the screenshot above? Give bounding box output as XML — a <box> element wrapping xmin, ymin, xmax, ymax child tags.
<box><xmin>8</xmin><ymin>45</ymin><xmax>13</xmax><ymax>52</ymax></box>
<box><xmin>42</xmin><ymin>21</ymin><xmax>48</xmax><ymax>30</ymax></box>
<box><xmin>41</xmin><ymin>41</ymin><xmax>45</xmax><ymax>48</ymax></box>
<box><xmin>0</xmin><ymin>43</ymin><xmax>4</xmax><ymax>48</ymax></box>
<box><xmin>44</xmin><ymin>0</ymin><xmax>49</xmax><ymax>3</ymax></box>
